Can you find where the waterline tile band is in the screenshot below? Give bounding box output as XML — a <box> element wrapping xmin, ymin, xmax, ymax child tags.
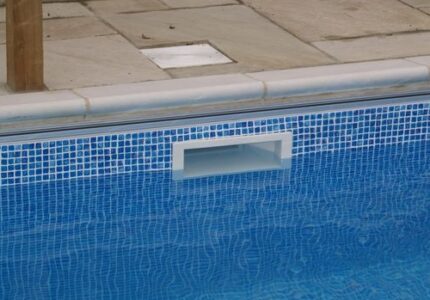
<box><xmin>0</xmin><ymin>100</ymin><xmax>429</xmax><ymax>186</ymax></box>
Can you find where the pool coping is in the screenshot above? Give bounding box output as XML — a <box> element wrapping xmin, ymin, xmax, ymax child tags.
<box><xmin>0</xmin><ymin>57</ymin><xmax>429</xmax><ymax>126</ymax></box>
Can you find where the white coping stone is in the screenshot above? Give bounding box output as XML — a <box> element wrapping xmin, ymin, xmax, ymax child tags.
<box><xmin>0</xmin><ymin>59</ymin><xmax>429</xmax><ymax>123</ymax></box>
<box><xmin>74</xmin><ymin>74</ymin><xmax>264</xmax><ymax>115</ymax></box>
<box><xmin>247</xmin><ymin>59</ymin><xmax>430</xmax><ymax>99</ymax></box>
<box><xmin>0</xmin><ymin>91</ymin><xmax>86</xmax><ymax>122</ymax></box>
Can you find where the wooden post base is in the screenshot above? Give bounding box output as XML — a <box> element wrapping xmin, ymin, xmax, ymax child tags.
<box><xmin>6</xmin><ymin>0</ymin><xmax>44</xmax><ymax>92</ymax></box>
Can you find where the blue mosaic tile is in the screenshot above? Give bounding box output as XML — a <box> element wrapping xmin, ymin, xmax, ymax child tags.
<box><xmin>0</xmin><ymin>140</ymin><xmax>429</xmax><ymax>298</ymax></box>
<box><xmin>0</xmin><ymin>101</ymin><xmax>429</xmax><ymax>186</ymax></box>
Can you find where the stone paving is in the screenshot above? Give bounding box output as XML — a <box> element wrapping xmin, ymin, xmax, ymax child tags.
<box><xmin>1</xmin><ymin>0</ymin><xmax>430</xmax><ymax>94</ymax></box>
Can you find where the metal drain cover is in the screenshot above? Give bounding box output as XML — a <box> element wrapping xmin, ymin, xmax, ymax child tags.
<box><xmin>141</xmin><ymin>44</ymin><xmax>232</xmax><ymax>69</ymax></box>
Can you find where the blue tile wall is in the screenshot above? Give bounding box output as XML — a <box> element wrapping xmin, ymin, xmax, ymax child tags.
<box><xmin>0</xmin><ymin>101</ymin><xmax>429</xmax><ymax>186</ymax></box>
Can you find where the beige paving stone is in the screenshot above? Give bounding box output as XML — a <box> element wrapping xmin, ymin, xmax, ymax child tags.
<box><xmin>401</xmin><ymin>0</ymin><xmax>430</xmax><ymax>7</ymax></box>
<box><xmin>313</xmin><ymin>32</ymin><xmax>430</xmax><ymax>62</ymax></box>
<box><xmin>85</xmin><ymin>0</ymin><xmax>167</xmax><ymax>15</ymax></box>
<box><xmin>0</xmin><ymin>17</ymin><xmax>114</xmax><ymax>44</ymax></box>
<box><xmin>0</xmin><ymin>44</ymin><xmax>6</xmax><ymax>92</ymax></box>
<box><xmin>242</xmin><ymin>0</ymin><xmax>430</xmax><ymax>42</ymax></box>
<box><xmin>167</xmin><ymin>62</ymin><xmax>254</xmax><ymax>78</ymax></box>
<box><xmin>43</xmin><ymin>17</ymin><xmax>115</xmax><ymax>41</ymax></box>
<box><xmin>0</xmin><ymin>23</ymin><xmax>3</xmax><ymax>45</ymax></box>
<box><xmin>0</xmin><ymin>43</ymin><xmax>3</xmax><ymax>71</ymax></box>
<box><xmin>0</xmin><ymin>3</ymin><xmax>92</xmax><ymax>23</ymax></box>
<box><xmin>0</xmin><ymin>85</ymin><xmax>9</xmax><ymax>95</ymax></box>
<box><xmin>104</xmin><ymin>5</ymin><xmax>334</xmax><ymax>74</ymax></box>
<box><xmin>162</xmin><ymin>0</ymin><xmax>237</xmax><ymax>8</ymax></box>
<box><xmin>43</xmin><ymin>35</ymin><xmax>169</xmax><ymax>90</ymax></box>
<box><xmin>42</xmin><ymin>2</ymin><xmax>93</xmax><ymax>19</ymax></box>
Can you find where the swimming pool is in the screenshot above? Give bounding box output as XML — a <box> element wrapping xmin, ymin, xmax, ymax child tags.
<box><xmin>0</xmin><ymin>96</ymin><xmax>429</xmax><ymax>299</ymax></box>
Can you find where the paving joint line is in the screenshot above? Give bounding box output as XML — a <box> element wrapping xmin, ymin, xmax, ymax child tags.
<box><xmin>236</xmin><ymin>2</ymin><xmax>342</xmax><ymax>64</ymax></box>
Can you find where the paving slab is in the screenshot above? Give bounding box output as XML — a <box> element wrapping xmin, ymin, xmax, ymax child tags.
<box><xmin>103</xmin><ymin>5</ymin><xmax>334</xmax><ymax>75</ymax></box>
<box><xmin>0</xmin><ymin>17</ymin><xmax>114</xmax><ymax>44</ymax></box>
<box><xmin>162</xmin><ymin>0</ymin><xmax>238</xmax><ymax>8</ymax></box>
<box><xmin>313</xmin><ymin>32</ymin><xmax>430</xmax><ymax>62</ymax></box>
<box><xmin>401</xmin><ymin>0</ymin><xmax>430</xmax><ymax>7</ymax></box>
<box><xmin>0</xmin><ymin>84</ymin><xmax>8</xmax><ymax>96</ymax></box>
<box><xmin>0</xmin><ymin>3</ymin><xmax>92</xmax><ymax>22</ymax></box>
<box><xmin>42</xmin><ymin>2</ymin><xmax>93</xmax><ymax>19</ymax></box>
<box><xmin>0</xmin><ymin>23</ymin><xmax>3</xmax><ymax>45</ymax></box>
<box><xmin>84</xmin><ymin>0</ymin><xmax>168</xmax><ymax>15</ymax></box>
<box><xmin>42</xmin><ymin>35</ymin><xmax>169</xmax><ymax>90</ymax></box>
<box><xmin>0</xmin><ymin>43</ymin><xmax>4</xmax><ymax>84</ymax></box>
<box><xmin>242</xmin><ymin>0</ymin><xmax>430</xmax><ymax>42</ymax></box>
<box><xmin>43</xmin><ymin>17</ymin><xmax>115</xmax><ymax>41</ymax></box>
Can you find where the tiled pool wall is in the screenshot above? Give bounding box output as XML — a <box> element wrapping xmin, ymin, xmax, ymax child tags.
<box><xmin>0</xmin><ymin>101</ymin><xmax>429</xmax><ymax>186</ymax></box>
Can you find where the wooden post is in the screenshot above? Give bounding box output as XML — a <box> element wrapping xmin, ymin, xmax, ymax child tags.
<box><xmin>6</xmin><ymin>0</ymin><xmax>44</xmax><ymax>91</ymax></box>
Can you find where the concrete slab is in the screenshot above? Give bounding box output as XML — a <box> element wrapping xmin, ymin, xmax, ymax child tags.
<box><xmin>242</xmin><ymin>0</ymin><xmax>430</xmax><ymax>42</ymax></box>
<box><xmin>401</xmin><ymin>0</ymin><xmax>430</xmax><ymax>7</ymax></box>
<box><xmin>0</xmin><ymin>43</ymin><xmax>4</xmax><ymax>83</ymax></box>
<box><xmin>0</xmin><ymin>17</ymin><xmax>114</xmax><ymax>44</ymax></box>
<box><xmin>0</xmin><ymin>3</ymin><xmax>92</xmax><ymax>23</ymax></box>
<box><xmin>166</xmin><ymin>62</ymin><xmax>253</xmax><ymax>78</ymax></box>
<box><xmin>0</xmin><ymin>23</ymin><xmax>3</xmax><ymax>45</ymax></box>
<box><xmin>103</xmin><ymin>5</ymin><xmax>334</xmax><ymax>75</ymax></box>
<box><xmin>85</xmin><ymin>0</ymin><xmax>167</xmax><ymax>15</ymax></box>
<box><xmin>162</xmin><ymin>0</ymin><xmax>238</xmax><ymax>8</ymax></box>
<box><xmin>43</xmin><ymin>17</ymin><xmax>115</xmax><ymax>41</ymax></box>
<box><xmin>0</xmin><ymin>84</ymin><xmax>8</xmax><ymax>96</ymax></box>
<box><xmin>43</xmin><ymin>35</ymin><xmax>169</xmax><ymax>90</ymax></box>
<box><xmin>313</xmin><ymin>32</ymin><xmax>430</xmax><ymax>62</ymax></box>
<box><xmin>42</xmin><ymin>2</ymin><xmax>93</xmax><ymax>19</ymax></box>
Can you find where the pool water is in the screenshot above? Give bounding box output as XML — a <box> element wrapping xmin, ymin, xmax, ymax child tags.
<box><xmin>0</xmin><ymin>141</ymin><xmax>429</xmax><ymax>299</ymax></box>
